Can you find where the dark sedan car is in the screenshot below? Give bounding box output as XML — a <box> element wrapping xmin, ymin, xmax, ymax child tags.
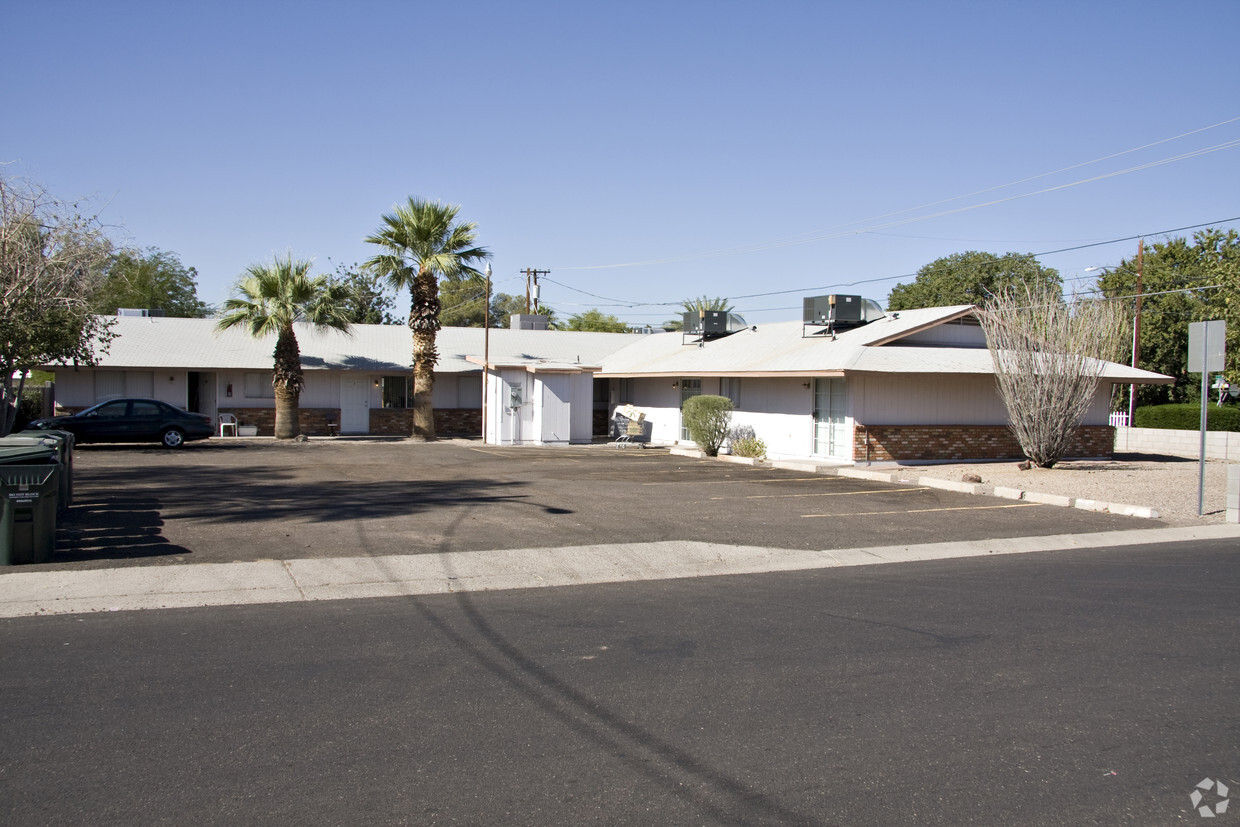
<box><xmin>30</xmin><ymin>398</ymin><xmax>214</xmax><ymax>448</ymax></box>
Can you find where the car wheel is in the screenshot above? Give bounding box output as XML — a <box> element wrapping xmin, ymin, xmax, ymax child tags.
<box><xmin>161</xmin><ymin>428</ymin><xmax>186</xmax><ymax>448</ymax></box>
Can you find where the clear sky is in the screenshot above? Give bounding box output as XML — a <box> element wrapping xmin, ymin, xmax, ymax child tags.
<box><xmin>7</xmin><ymin>1</ymin><xmax>1239</xmax><ymax>326</ymax></box>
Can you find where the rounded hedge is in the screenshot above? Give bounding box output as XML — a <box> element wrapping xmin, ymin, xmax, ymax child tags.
<box><xmin>1133</xmin><ymin>403</ymin><xmax>1240</xmax><ymax>432</ymax></box>
<box><xmin>682</xmin><ymin>394</ymin><xmax>733</xmax><ymax>456</ymax></box>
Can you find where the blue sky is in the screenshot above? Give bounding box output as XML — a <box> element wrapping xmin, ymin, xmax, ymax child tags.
<box><xmin>7</xmin><ymin>1</ymin><xmax>1239</xmax><ymax>326</ymax></box>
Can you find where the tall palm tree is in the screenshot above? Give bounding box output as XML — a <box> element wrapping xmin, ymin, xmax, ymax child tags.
<box><xmin>217</xmin><ymin>255</ymin><xmax>353</xmax><ymax>439</ymax></box>
<box><xmin>364</xmin><ymin>198</ymin><xmax>489</xmax><ymax>440</ymax></box>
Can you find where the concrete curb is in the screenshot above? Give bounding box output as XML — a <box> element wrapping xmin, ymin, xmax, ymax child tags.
<box><xmin>2</xmin><ymin>525</ymin><xmax>1237</xmax><ymax>619</ymax></box>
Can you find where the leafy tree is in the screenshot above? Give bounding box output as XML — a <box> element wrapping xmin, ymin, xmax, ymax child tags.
<box><xmin>489</xmin><ymin>292</ymin><xmax>558</xmax><ymax>328</ymax></box>
<box><xmin>977</xmin><ymin>283</ymin><xmax>1127</xmax><ymax>467</ymax></box>
<box><xmin>364</xmin><ymin>198</ymin><xmax>490</xmax><ymax>439</ymax></box>
<box><xmin>328</xmin><ymin>260</ymin><xmax>399</xmax><ymax>325</ymax></box>
<box><xmin>887</xmin><ymin>251</ymin><xmax>1062</xmax><ymax>311</ymax></box>
<box><xmin>439</xmin><ymin>275</ymin><xmax>489</xmax><ymax>326</ymax></box>
<box><xmin>563</xmin><ymin>308</ymin><xmax>629</xmax><ymax>332</ymax></box>
<box><xmin>91</xmin><ymin>247</ymin><xmax>212</xmax><ymax>317</ymax></box>
<box><xmin>0</xmin><ymin>174</ymin><xmax>114</xmax><ymax>436</ymax></box>
<box><xmin>216</xmin><ymin>255</ymin><xmax>353</xmax><ymax>439</ymax></box>
<box><xmin>1095</xmin><ymin>229</ymin><xmax>1239</xmax><ymax>406</ymax></box>
<box><xmin>682</xmin><ymin>395</ymin><xmax>733</xmax><ymax>456</ymax></box>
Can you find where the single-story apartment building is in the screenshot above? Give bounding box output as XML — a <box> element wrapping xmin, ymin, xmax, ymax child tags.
<box><xmin>48</xmin><ymin>315</ymin><xmax>637</xmax><ymax>442</ymax></box>
<box><xmin>594</xmin><ymin>304</ymin><xmax>1170</xmax><ymax>462</ymax></box>
<box><xmin>44</xmin><ymin>302</ymin><xmax>1172</xmax><ymax>462</ymax></box>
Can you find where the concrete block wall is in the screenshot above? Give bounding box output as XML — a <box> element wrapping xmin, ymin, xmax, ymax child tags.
<box><xmin>854</xmin><ymin>424</ymin><xmax>1114</xmax><ymax>462</ymax></box>
<box><xmin>1114</xmin><ymin>426</ymin><xmax>1240</xmax><ymax>461</ymax></box>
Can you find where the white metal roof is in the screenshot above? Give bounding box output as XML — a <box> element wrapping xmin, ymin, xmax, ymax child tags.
<box><xmin>596</xmin><ymin>305</ymin><xmax>1173</xmax><ymax>384</ymax></box>
<box><xmin>79</xmin><ymin>316</ymin><xmax>642</xmax><ymax>374</ymax></box>
<box><xmin>66</xmin><ymin>309</ymin><xmax>1173</xmax><ymax>385</ymax></box>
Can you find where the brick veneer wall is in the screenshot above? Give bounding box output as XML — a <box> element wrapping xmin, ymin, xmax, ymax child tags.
<box><xmin>854</xmin><ymin>424</ymin><xmax>1114</xmax><ymax>462</ymax></box>
<box><xmin>220</xmin><ymin>407</ymin><xmax>339</xmax><ymax>437</ymax></box>
<box><xmin>369</xmin><ymin>408</ymin><xmax>480</xmax><ymax>436</ymax></box>
<box><xmin>219</xmin><ymin>407</ymin><xmax>482</xmax><ymax>437</ymax></box>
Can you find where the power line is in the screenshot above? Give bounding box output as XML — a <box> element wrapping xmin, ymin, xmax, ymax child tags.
<box><xmin>539</xmin><ymin>216</ymin><xmax>1240</xmax><ymax>313</ymax></box>
<box><xmin>550</xmin><ymin>119</ymin><xmax>1240</xmax><ymax>271</ymax></box>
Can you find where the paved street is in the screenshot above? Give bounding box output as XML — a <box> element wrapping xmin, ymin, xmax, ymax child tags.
<box><xmin>2</xmin><ymin>538</ymin><xmax>1237</xmax><ymax>824</ymax></box>
<box><xmin>42</xmin><ymin>440</ymin><xmax>1150</xmax><ymax>571</ymax></box>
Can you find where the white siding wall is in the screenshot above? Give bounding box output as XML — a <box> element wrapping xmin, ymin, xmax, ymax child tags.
<box><xmin>728</xmin><ymin>378</ymin><xmax>816</xmax><ymax>460</ymax></box>
<box><xmin>301</xmin><ymin>372</ymin><xmax>341</xmax><ymax>408</ymax></box>
<box><xmin>897</xmin><ymin>321</ymin><xmax>986</xmax><ymax>347</ymax></box>
<box><xmin>852</xmin><ymin>373</ymin><xmax>1007</xmax><ymax>425</ymax></box>
<box><xmin>53</xmin><ymin>371</ymin><xmax>95</xmax><ymax>408</ymax></box>
<box><xmin>536</xmin><ymin>374</ymin><xmax>572</xmax><ymax>444</ymax></box>
<box><xmin>569</xmin><ymin>373</ymin><xmax>595</xmax><ymax>443</ymax></box>
<box><xmin>432</xmin><ymin>374</ymin><xmax>460</xmax><ymax>408</ymax></box>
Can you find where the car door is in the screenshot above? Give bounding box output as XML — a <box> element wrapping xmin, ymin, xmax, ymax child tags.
<box><xmin>128</xmin><ymin>400</ymin><xmax>168</xmax><ymax>441</ymax></box>
<box><xmin>75</xmin><ymin>400</ymin><xmax>131</xmax><ymax>442</ymax></box>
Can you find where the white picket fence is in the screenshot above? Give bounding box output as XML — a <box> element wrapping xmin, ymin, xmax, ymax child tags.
<box><xmin>1108</xmin><ymin>412</ymin><xmax>1130</xmax><ymax>427</ymax></box>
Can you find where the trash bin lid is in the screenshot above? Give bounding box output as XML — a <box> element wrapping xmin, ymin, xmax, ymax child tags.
<box><xmin>0</xmin><ymin>445</ymin><xmax>58</xmax><ymax>465</ymax></box>
<box><xmin>0</xmin><ymin>436</ymin><xmax>59</xmax><ymax>449</ymax></box>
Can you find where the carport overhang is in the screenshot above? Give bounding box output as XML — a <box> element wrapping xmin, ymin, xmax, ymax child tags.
<box><xmin>465</xmin><ymin>356</ymin><xmax>600</xmax><ymax>374</ymax></box>
<box><xmin>595</xmin><ymin>370</ymin><xmax>847</xmax><ymax>379</ymax></box>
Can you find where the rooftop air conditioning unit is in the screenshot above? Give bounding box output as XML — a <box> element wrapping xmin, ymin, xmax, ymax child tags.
<box><xmin>682</xmin><ymin>310</ymin><xmax>748</xmax><ymax>343</ymax></box>
<box><xmin>802</xmin><ymin>295</ymin><xmax>884</xmax><ymax>333</ymax></box>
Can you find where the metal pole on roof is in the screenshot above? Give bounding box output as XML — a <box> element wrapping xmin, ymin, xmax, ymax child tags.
<box><xmin>483</xmin><ymin>263</ymin><xmax>491</xmax><ymax>444</ymax></box>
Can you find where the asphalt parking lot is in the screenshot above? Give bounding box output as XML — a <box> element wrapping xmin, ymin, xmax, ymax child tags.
<box><xmin>23</xmin><ymin>438</ymin><xmax>1162</xmax><ymax>572</ymax></box>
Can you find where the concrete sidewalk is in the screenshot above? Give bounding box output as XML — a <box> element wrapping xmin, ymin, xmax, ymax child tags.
<box><xmin>2</xmin><ymin>524</ymin><xmax>1237</xmax><ymax>618</ymax></box>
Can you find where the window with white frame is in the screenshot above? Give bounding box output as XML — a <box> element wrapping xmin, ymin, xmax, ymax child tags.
<box><xmin>720</xmin><ymin>377</ymin><xmax>741</xmax><ymax>407</ymax></box>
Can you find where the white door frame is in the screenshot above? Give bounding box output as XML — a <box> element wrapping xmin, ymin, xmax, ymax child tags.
<box><xmin>340</xmin><ymin>374</ymin><xmax>371</xmax><ymax>434</ymax></box>
<box><xmin>813</xmin><ymin>377</ymin><xmax>849</xmax><ymax>459</ymax></box>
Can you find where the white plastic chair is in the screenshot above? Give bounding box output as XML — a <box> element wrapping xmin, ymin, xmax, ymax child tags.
<box><xmin>218</xmin><ymin>413</ymin><xmax>238</xmax><ymax>437</ymax></box>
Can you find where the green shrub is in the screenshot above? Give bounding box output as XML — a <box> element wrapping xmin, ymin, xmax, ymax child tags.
<box><xmin>730</xmin><ymin>436</ymin><xmax>767</xmax><ymax>459</ymax></box>
<box><xmin>1134</xmin><ymin>403</ymin><xmax>1240</xmax><ymax>432</ymax></box>
<box><xmin>682</xmin><ymin>395</ymin><xmax>733</xmax><ymax>456</ymax></box>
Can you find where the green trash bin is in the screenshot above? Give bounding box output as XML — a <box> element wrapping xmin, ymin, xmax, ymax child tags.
<box><xmin>3</xmin><ymin>432</ymin><xmax>73</xmax><ymax>511</ymax></box>
<box><xmin>0</xmin><ymin>445</ymin><xmax>60</xmax><ymax>566</ymax></box>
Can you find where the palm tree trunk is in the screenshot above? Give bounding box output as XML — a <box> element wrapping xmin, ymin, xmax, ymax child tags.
<box><xmin>273</xmin><ymin>327</ymin><xmax>304</xmax><ymax>440</ymax></box>
<box><xmin>273</xmin><ymin>385</ymin><xmax>300</xmax><ymax>439</ymax></box>
<box><xmin>409</xmin><ymin>269</ymin><xmax>441</xmax><ymax>440</ymax></box>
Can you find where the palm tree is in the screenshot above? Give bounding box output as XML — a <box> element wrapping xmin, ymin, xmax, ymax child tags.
<box><xmin>217</xmin><ymin>255</ymin><xmax>353</xmax><ymax>439</ymax></box>
<box><xmin>682</xmin><ymin>295</ymin><xmax>733</xmax><ymax>313</ymax></box>
<box><xmin>364</xmin><ymin>198</ymin><xmax>490</xmax><ymax>440</ymax></box>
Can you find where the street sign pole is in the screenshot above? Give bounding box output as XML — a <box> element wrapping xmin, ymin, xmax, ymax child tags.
<box><xmin>1188</xmin><ymin>320</ymin><xmax>1227</xmax><ymax>516</ymax></box>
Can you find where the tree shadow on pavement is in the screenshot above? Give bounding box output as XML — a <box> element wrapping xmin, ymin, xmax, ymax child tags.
<box><xmin>57</xmin><ymin>495</ymin><xmax>195</xmax><ymax>562</ymax></box>
<box><xmin>73</xmin><ymin>465</ymin><xmax>544</xmax><ymax>525</ymax></box>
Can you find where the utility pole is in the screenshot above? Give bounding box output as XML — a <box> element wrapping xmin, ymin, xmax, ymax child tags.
<box><xmin>1128</xmin><ymin>239</ymin><xmax>1144</xmax><ymax>425</ymax></box>
<box><xmin>482</xmin><ymin>263</ymin><xmax>491</xmax><ymax>443</ymax></box>
<box><xmin>521</xmin><ymin>268</ymin><xmax>550</xmax><ymax>313</ymax></box>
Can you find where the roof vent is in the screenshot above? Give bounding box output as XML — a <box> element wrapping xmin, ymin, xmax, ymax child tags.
<box><xmin>117</xmin><ymin>308</ymin><xmax>167</xmax><ymax>317</ymax></box>
<box><xmin>682</xmin><ymin>310</ymin><xmax>748</xmax><ymax>345</ymax></box>
<box><xmin>802</xmin><ymin>295</ymin><xmax>883</xmax><ymax>337</ymax></box>
<box><xmin>509</xmin><ymin>314</ymin><xmax>549</xmax><ymax>330</ymax></box>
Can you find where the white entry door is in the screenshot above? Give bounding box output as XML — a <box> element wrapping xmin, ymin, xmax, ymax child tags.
<box><xmin>813</xmin><ymin>378</ymin><xmax>848</xmax><ymax>459</ymax></box>
<box><xmin>340</xmin><ymin>374</ymin><xmax>371</xmax><ymax>434</ymax></box>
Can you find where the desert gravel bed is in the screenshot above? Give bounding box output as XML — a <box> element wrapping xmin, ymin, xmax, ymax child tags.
<box><xmin>888</xmin><ymin>456</ymin><xmax>1235</xmax><ymax>526</ymax></box>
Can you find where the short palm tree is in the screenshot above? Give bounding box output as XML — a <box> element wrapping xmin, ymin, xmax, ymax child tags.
<box><xmin>364</xmin><ymin>198</ymin><xmax>489</xmax><ymax>440</ymax></box>
<box><xmin>217</xmin><ymin>255</ymin><xmax>353</xmax><ymax>439</ymax></box>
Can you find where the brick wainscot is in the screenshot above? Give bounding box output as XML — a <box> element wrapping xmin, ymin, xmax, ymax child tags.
<box><xmin>854</xmin><ymin>424</ymin><xmax>1114</xmax><ymax>462</ymax></box>
<box><xmin>224</xmin><ymin>407</ymin><xmax>482</xmax><ymax>437</ymax></box>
